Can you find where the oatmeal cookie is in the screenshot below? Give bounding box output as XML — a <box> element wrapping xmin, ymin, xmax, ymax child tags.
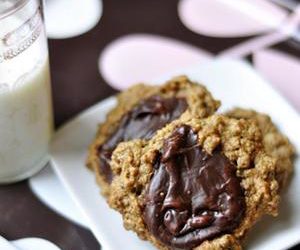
<box><xmin>86</xmin><ymin>76</ymin><xmax>220</xmax><ymax>196</ymax></box>
<box><xmin>226</xmin><ymin>108</ymin><xmax>295</xmax><ymax>189</ymax></box>
<box><xmin>108</xmin><ymin>115</ymin><xmax>279</xmax><ymax>250</ymax></box>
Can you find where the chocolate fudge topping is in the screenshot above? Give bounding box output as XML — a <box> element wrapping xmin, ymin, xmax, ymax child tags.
<box><xmin>98</xmin><ymin>96</ymin><xmax>188</xmax><ymax>183</ymax></box>
<box><xmin>143</xmin><ymin>125</ymin><xmax>245</xmax><ymax>249</ymax></box>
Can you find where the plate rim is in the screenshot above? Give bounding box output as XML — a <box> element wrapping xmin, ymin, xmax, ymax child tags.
<box><xmin>50</xmin><ymin>58</ymin><xmax>300</xmax><ymax>250</ymax></box>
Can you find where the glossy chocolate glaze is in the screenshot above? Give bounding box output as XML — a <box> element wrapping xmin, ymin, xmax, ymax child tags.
<box><xmin>143</xmin><ymin>125</ymin><xmax>245</xmax><ymax>249</ymax></box>
<box><xmin>98</xmin><ymin>96</ymin><xmax>188</xmax><ymax>183</ymax></box>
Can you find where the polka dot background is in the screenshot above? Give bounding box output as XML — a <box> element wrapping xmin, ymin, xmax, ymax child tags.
<box><xmin>0</xmin><ymin>0</ymin><xmax>299</xmax><ymax>249</ymax></box>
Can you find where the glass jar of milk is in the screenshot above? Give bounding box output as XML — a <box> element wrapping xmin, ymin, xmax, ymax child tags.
<box><xmin>0</xmin><ymin>0</ymin><xmax>53</xmax><ymax>184</ymax></box>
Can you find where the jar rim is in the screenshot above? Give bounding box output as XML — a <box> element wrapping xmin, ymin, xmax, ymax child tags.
<box><xmin>0</xmin><ymin>0</ymin><xmax>30</xmax><ymax>20</ymax></box>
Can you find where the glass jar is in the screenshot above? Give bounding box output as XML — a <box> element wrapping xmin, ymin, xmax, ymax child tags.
<box><xmin>0</xmin><ymin>0</ymin><xmax>53</xmax><ymax>184</ymax></box>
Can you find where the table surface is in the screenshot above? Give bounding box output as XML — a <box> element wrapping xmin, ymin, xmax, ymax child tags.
<box><xmin>0</xmin><ymin>0</ymin><xmax>299</xmax><ymax>249</ymax></box>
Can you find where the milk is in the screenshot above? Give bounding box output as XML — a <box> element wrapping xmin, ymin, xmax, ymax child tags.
<box><xmin>0</xmin><ymin>8</ymin><xmax>53</xmax><ymax>183</ymax></box>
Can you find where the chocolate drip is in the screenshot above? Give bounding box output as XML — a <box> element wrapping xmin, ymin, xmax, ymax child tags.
<box><xmin>143</xmin><ymin>125</ymin><xmax>245</xmax><ymax>249</ymax></box>
<box><xmin>98</xmin><ymin>96</ymin><xmax>188</xmax><ymax>183</ymax></box>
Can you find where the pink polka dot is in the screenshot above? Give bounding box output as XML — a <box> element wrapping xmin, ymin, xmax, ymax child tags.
<box><xmin>254</xmin><ymin>48</ymin><xmax>300</xmax><ymax>112</ymax></box>
<box><xmin>99</xmin><ymin>34</ymin><xmax>212</xmax><ymax>90</ymax></box>
<box><xmin>178</xmin><ymin>0</ymin><xmax>288</xmax><ymax>37</ymax></box>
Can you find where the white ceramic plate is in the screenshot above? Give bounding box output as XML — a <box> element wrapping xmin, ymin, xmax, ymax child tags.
<box><xmin>50</xmin><ymin>59</ymin><xmax>300</xmax><ymax>250</ymax></box>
